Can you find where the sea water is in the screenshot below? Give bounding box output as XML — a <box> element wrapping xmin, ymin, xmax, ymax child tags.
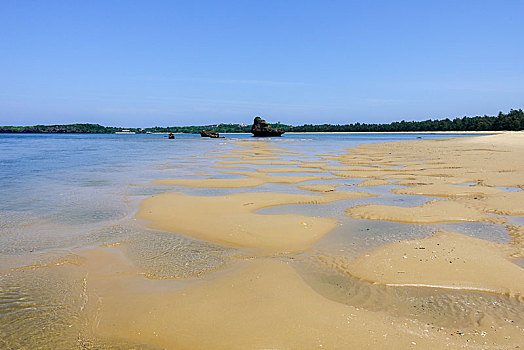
<box><xmin>5</xmin><ymin>132</ymin><xmax>519</xmax><ymax>348</ymax></box>
<box><xmin>0</xmin><ymin>132</ymin><xmax>471</xmax><ymax>256</ymax></box>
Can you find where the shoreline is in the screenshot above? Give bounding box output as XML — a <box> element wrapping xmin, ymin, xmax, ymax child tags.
<box><xmin>285</xmin><ymin>130</ymin><xmax>506</xmax><ymax>134</ymax></box>
<box><xmin>0</xmin><ymin>130</ymin><xmax>509</xmax><ymax>135</ymax></box>
<box><xmin>3</xmin><ymin>132</ymin><xmax>524</xmax><ymax>348</ymax></box>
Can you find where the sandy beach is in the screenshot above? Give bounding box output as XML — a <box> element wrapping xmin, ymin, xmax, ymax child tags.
<box><xmin>3</xmin><ymin>1</ymin><xmax>523</xmax><ymax>348</ymax></box>
<box><xmin>98</xmin><ymin>133</ymin><xmax>524</xmax><ymax>348</ymax></box>
<box><xmin>2</xmin><ymin>133</ymin><xmax>524</xmax><ymax>348</ymax></box>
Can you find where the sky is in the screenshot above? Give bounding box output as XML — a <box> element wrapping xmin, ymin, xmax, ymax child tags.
<box><xmin>0</xmin><ymin>0</ymin><xmax>523</xmax><ymax>127</ymax></box>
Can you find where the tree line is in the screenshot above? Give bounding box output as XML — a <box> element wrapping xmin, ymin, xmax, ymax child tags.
<box><xmin>288</xmin><ymin>109</ymin><xmax>524</xmax><ymax>132</ymax></box>
<box><xmin>1</xmin><ymin>109</ymin><xmax>523</xmax><ymax>133</ymax></box>
<box><xmin>0</xmin><ymin>123</ymin><xmax>121</xmax><ymax>133</ymax></box>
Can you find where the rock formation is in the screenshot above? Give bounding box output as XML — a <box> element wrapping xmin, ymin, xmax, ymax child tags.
<box><xmin>250</xmin><ymin>117</ymin><xmax>285</xmax><ymax>137</ymax></box>
<box><xmin>200</xmin><ymin>130</ymin><xmax>221</xmax><ymax>138</ymax></box>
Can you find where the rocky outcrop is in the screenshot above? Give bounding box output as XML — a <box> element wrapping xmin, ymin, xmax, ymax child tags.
<box><xmin>200</xmin><ymin>130</ymin><xmax>221</xmax><ymax>138</ymax></box>
<box><xmin>250</xmin><ymin>117</ymin><xmax>285</xmax><ymax>137</ymax></box>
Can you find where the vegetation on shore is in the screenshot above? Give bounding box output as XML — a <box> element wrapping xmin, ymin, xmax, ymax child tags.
<box><xmin>0</xmin><ymin>123</ymin><xmax>121</xmax><ymax>133</ymax></box>
<box><xmin>291</xmin><ymin>109</ymin><xmax>524</xmax><ymax>132</ymax></box>
<box><xmin>1</xmin><ymin>109</ymin><xmax>523</xmax><ymax>133</ymax></box>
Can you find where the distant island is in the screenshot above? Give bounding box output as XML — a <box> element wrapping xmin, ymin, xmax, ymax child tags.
<box><xmin>1</xmin><ymin>109</ymin><xmax>523</xmax><ymax>133</ymax></box>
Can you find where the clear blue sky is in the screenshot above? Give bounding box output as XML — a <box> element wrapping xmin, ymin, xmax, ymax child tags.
<box><xmin>1</xmin><ymin>0</ymin><xmax>523</xmax><ymax>127</ymax></box>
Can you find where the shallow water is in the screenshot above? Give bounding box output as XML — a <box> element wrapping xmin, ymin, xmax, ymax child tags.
<box><xmin>293</xmin><ymin>255</ymin><xmax>524</xmax><ymax>329</ymax></box>
<box><xmin>4</xmin><ymin>131</ymin><xmax>522</xmax><ymax>348</ymax></box>
<box><xmin>0</xmin><ymin>132</ymin><xmax>473</xmax><ymax>254</ymax></box>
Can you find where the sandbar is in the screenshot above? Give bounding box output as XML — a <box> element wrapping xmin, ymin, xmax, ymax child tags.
<box><xmin>391</xmin><ymin>183</ymin><xmax>504</xmax><ymax>198</ymax></box>
<box><xmin>154</xmin><ymin>171</ymin><xmax>327</xmax><ymax>188</ymax></box>
<box><xmin>320</xmin><ymin>230</ymin><xmax>524</xmax><ymax>300</ymax></box>
<box><xmin>138</xmin><ymin>190</ymin><xmax>373</xmax><ymax>253</ymax></box>
<box><xmin>254</xmin><ymin>167</ymin><xmax>325</xmax><ymax>173</ymax></box>
<box><xmin>346</xmin><ymin>199</ymin><xmax>506</xmax><ymax>225</ymax></box>
<box><xmin>298</xmin><ymin>184</ymin><xmax>345</xmax><ymax>192</ymax></box>
<box><xmin>216</xmin><ymin>160</ymin><xmax>300</xmax><ymax>165</ymax></box>
<box><xmin>356</xmin><ymin>179</ymin><xmax>393</xmax><ymax>187</ymax></box>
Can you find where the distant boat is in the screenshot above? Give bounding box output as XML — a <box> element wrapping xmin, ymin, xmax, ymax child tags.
<box><xmin>115</xmin><ymin>129</ymin><xmax>135</xmax><ymax>134</ymax></box>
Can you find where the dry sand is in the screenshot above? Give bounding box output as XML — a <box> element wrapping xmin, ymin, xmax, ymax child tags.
<box><xmin>339</xmin><ymin>133</ymin><xmax>524</xmax><ymax>225</ymax></box>
<box><xmin>137</xmin><ymin>190</ymin><xmax>373</xmax><ymax>253</ymax></box>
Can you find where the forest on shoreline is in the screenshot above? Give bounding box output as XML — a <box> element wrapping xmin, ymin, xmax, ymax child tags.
<box><xmin>1</xmin><ymin>109</ymin><xmax>523</xmax><ymax>133</ymax></box>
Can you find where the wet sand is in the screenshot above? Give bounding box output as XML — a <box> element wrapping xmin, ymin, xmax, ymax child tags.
<box><xmin>137</xmin><ymin>190</ymin><xmax>373</xmax><ymax>253</ymax></box>
<box><xmin>132</xmin><ymin>134</ymin><xmax>524</xmax><ymax>348</ymax></box>
<box><xmin>3</xmin><ymin>134</ymin><xmax>524</xmax><ymax>348</ymax></box>
<box><xmin>320</xmin><ymin>230</ymin><xmax>524</xmax><ymax>299</ymax></box>
<box><xmin>154</xmin><ymin>170</ymin><xmax>329</xmax><ymax>188</ymax></box>
<box><xmin>84</xmin><ymin>251</ymin><xmax>448</xmax><ymax>349</ymax></box>
<box><xmin>346</xmin><ymin>199</ymin><xmax>507</xmax><ymax>225</ymax></box>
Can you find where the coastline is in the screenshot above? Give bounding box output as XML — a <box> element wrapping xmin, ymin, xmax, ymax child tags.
<box><xmin>286</xmin><ymin>130</ymin><xmax>505</xmax><ymax>134</ymax></box>
<box><xmin>0</xmin><ymin>130</ymin><xmax>506</xmax><ymax>135</ymax></box>
<box><xmin>2</xmin><ymin>132</ymin><xmax>524</xmax><ymax>348</ymax></box>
